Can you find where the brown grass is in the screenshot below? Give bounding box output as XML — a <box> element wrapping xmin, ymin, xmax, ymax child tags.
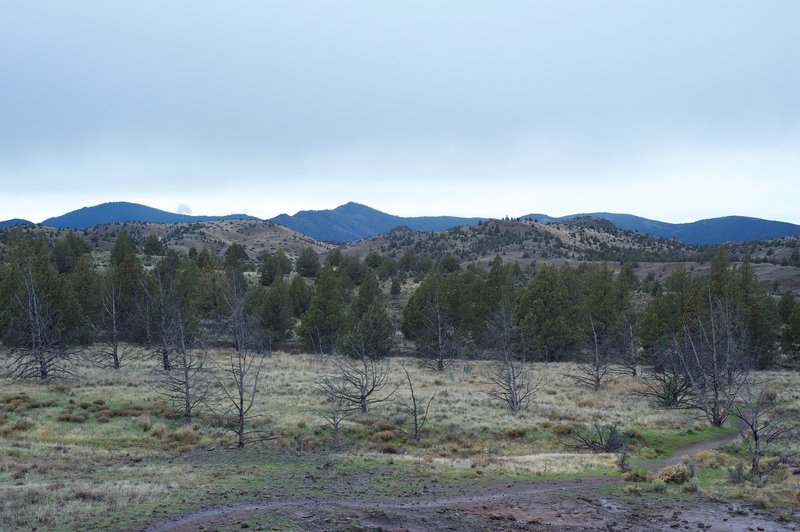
<box><xmin>1</xmin><ymin>348</ymin><xmax>799</xmax><ymax>528</ymax></box>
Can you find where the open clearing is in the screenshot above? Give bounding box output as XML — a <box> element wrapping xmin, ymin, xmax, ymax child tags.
<box><xmin>2</xmin><ymin>351</ymin><xmax>799</xmax><ymax>530</ymax></box>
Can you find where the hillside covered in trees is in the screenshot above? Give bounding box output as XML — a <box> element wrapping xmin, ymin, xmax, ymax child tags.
<box><xmin>1</xmin><ymin>225</ymin><xmax>798</xmax><ymax>384</ymax></box>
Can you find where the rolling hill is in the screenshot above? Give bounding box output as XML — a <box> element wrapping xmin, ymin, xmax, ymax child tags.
<box><xmin>0</xmin><ymin>219</ymin><xmax>33</xmax><ymax>229</ymax></box>
<box><xmin>20</xmin><ymin>200</ymin><xmax>800</xmax><ymax>245</ymax></box>
<box><xmin>270</xmin><ymin>202</ymin><xmax>483</xmax><ymax>243</ymax></box>
<box><xmin>522</xmin><ymin>212</ymin><xmax>800</xmax><ymax>245</ymax></box>
<box><xmin>41</xmin><ymin>202</ymin><xmax>257</xmax><ymax>229</ymax></box>
<box><xmin>342</xmin><ymin>217</ymin><xmax>700</xmax><ymax>266</ymax></box>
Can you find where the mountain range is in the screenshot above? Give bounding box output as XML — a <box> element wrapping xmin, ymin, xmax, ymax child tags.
<box><xmin>2</xmin><ymin>201</ymin><xmax>799</xmax><ymax>245</ymax></box>
<box><xmin>271</xmin><ymin>202</ymin><xmax>483</xmax><ymax>243</ymax></box>
<box><xmin>522</xmin><ymin>212</ymin><xmax>800</xmax><ymax>245</ymax></box>
<box><xmin>39</xmin><ymin>202</ymin><xmax>258</xmax><ymax>229</ymax></box>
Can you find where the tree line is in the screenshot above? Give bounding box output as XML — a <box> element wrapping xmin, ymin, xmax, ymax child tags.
<box><xmin>1</xmin><ymin>229</ymin><xmax>798</xmax><ymax>384</ymax></box>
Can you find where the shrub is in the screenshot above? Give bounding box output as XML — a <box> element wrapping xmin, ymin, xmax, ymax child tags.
<box><xmin>2</xmin><ymin>418</ymin><xmax>34</xmax><ymax>434</ymax></box>
<box><xmin>368</xmin><ymin>430</ymin><xmax>395</xmax><ymax>443</ymax></box>
<box><xmin>656</xmin><ymin>462</ymin><xmax>694</xmax><ymax>484</ymax></box>
<box><xmin>624</xmin><ymin>427</ymin><xmax>642</xmax><ymax>440</ymax></box>
<box><xmin>137</xmin><ymin>415</ymin><xmax>152</xmax><ymax>432</ymax></box>
<box><xmin>622</xmin><ymin>468</ymin><xmax>650</xmax><ymax>483</ymax></box>
<box><xmin>172</xmin><ymin>425</ymin><xmax>201</xmax><ymax>444</ymax></box>
<box><xmin>728</xmin><ymin>462</ymin><xmax>748</xmax><ymax>485</ymax></box>
<box><xmin>503</xmin><ymin>427</ymin><xmax>528</xmax><ymax>439</ymax></box>
<box><xmin>682</xmin><ymin>477</ymin><xmax>699</xmax><ymax>493</ymax></box>
<box><xmin>149</xmin><ymin>422</ymin><xmax>167</xmax><ymax>439</ymax></box>
<box><xmin>569</xmin><ymin>422</ymin><xmax>627</xmax><ymax>453</ymax></box>
<box><xmin>692</xmin><ymin>449</ymin><xmax>730</xmax><ymax>469</ymax></box>
<box><xmin>552</xmin><ymin>423</ymin><xmax>574</xmax><ymax>435</ymax></box>
<box><xmin>380</xmin><ymin>444</ymin><xmax>399</xmax><ymax>454</ymax></box>
<box><xmin>376</xmin><ymin>420</ymin><xmax>396</xmax><ymax>431</ymax></box>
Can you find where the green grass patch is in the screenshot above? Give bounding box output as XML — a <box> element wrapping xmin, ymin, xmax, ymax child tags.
<box><xmin>633</xmin><ymin>424</ymin><xmax>734</xmax><ymax>460</ymax></box>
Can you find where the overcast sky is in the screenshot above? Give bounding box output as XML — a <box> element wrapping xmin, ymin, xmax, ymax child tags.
<box><xmin>1</xmin><ymin>1</ymin><xmax>799</xmax><ymax>223</ymax></box>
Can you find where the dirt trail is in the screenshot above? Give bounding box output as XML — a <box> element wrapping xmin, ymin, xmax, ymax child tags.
<box><xmin>144</xmin><ymin>434</ymin><xmax>797</xmax><ymax>531</ymax></box>
<box><xmin>645</xmin><ymin>431</ymin><xmax>739</xmax><ymax>473</ymax></box>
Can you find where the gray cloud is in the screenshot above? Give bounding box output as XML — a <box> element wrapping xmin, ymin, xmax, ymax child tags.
<box><xmin>0</xmin><ymin>1</ymin><xmax>799</xmax><ymax>222</ymax></box>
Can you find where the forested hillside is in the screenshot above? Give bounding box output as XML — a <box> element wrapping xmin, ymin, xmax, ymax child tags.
<box><xmin>1</xmin><ymin>227</ymin><xmax>798</xmax><ymax>383</ymax></box>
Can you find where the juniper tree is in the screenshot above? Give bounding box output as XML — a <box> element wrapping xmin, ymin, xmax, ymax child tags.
<box><xmin>0</xmin><ymin>233</ymin><xmax>91</xmax><ymax>382</ymax></box>
<box><xmin>298</xmin><ymin>263</ymin><xmax>345</xmax><ymax>354</ymax></box>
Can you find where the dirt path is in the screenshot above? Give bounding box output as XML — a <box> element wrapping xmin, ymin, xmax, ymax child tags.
<box><xmin>144</xmin><ymin>434</ymin><xmax>797</xmax><ymax>531</ymax></box>
<box><xmin>645</xmin><ymin>431</ymin><xmax>740</xmax><ymax>473</ymax></box>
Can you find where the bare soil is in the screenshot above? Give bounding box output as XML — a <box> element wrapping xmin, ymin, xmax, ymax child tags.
<box><xmin>144</xmin><ymin>434</ymin><xmax>799</xmax><ymax>532</ymax></box>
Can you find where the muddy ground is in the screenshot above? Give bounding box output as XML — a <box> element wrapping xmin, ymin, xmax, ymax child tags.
<box><xmin>144</xmin><ymin>476</ymin><xmax>797</xmax><ymax>531</ymax></box>
<box><xmin>144</xmin><ymin>434</ymin><xmax>799</xmax><ymax>532</ymax></box>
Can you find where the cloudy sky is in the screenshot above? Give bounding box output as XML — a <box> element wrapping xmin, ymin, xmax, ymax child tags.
<box><xmin>1</xmin><ymin>1</ymin><xmax>799</xmax><ymax>223</ymax></box>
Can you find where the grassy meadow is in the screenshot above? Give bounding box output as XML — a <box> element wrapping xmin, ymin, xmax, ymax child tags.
<box><xmin>1</xmin><ymin>349</ymin><xmax>799</xmax><ymax>529</ymax></box>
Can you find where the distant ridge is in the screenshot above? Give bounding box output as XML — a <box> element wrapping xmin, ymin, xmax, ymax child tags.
<box><xmin>270</xmin><ymin>202</ymin><xmax>483</xmax><ymax>243</ymax></box>
<box><xmin>41</xmin><ymin>202</ymin><xmax>257</xmax><ymax>229</ymax></box>
<box><xmin>0</xmin><ymin>218</ymin><xmax>33</xmax><ymax>229</ymax></box>
<box><xmin>20</xmin><ymin>200</ymin><xmax>800</xmax><ymax>244</ymax></box>
<box><xmin>521</xmin><ymin>212</ymin><xmax>800</xmax><ymax>245</ymax></box>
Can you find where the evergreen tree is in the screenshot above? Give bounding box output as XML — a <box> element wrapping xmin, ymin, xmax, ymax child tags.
<box><xmin>251</xmin><ymin>279</ymin><xmax>294</xmax><ymax>342</ymax></box>
<box><xmin>782</xmin><ymin>305</ymin><xmax>800</xmax><ymax>360</ymax></box>
<box><xmin>349</xmin><ymin>268</ymin><xmax>382</xmax><ymax>321</ymax></box>
<box><xmin>289</xmin><ymin>274</ymin><xmax>312</xmax><ymax>318</ymax></box>
<box><xmin>259</xmin><ymin>251</ymin><xmax>292</xmax><ymax>286</ymax></box>
<box><xmin>390</xmin><ymin>277</ymin><xmax>401</xmax><ymax>297</ymax></box>
<box><xmin>140</xmin><ymin>251</ymin><xmax>201</xmax><ymax>370</ymax></box>
<box><xmin>51</xmin><ymin>231</ymin><xmax>91</xmax><ymax>274</ymax></box>
<box><xmin>296</xmin><ymin>247</ymin><xmax>320</xmax><ymax>278</ymax></box>
<box><xmin>513</xmin><ymin>265</ymin><xmax>582</xmax><ymax>361</ymax></box>
<box><xmin>339</xmin><ymin>302</ymin><xmax>395</xmax><ymax>360</ymax></box>
<box><xmin>224</xmin><ymin>243</ymin><xmax>249</xmax><ymax>270</ymax></box>
<box><xmin>0</xmin><ymin>233</ymin><xmax>91</xmax><ymax>381</ymax></box>
<box><xmin>196</xmin><ymin>247</ymin><xmax>219</xmax><ymax>271</ymax></box>
<box><xmin>778</xmin><ymin>291</ymin><xmax>795</xmax><ymax>325</ymax></box>
<box><xmin>143</xmin><ymin>234</ymin><xmax>165</xmax><ymax>256</ymax></box>
<box><xmin>110</xmin><ymin>232</ymin><xmax>147</xmax><ymax>344</ymax></box>
<box><xmin>401</xmin><ymin>271</ymin><xmax>462</xmax><ymax>370</ymax></box>
<box><xmin>68</xmin><ymin>254</ymin><xmax>101</xmax><ymax>325</ymax></box>
<box><xmin>298</xmin><ymin>263</ymin><xmax>345</xmax><ymax>353</ymax></box>
<box><xmin>110</xmin><ymin>229</ymin><xmax>138</xmax><ymax>267</ymax></box>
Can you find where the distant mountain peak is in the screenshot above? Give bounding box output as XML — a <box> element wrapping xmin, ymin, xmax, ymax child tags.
<box><xmin>0</xmin><ymin>218</ymin><xmax>33</xmax><ymax>229</ymax></box>
<box><xmin>270</xmin><ymin>203</ymin><xmax>483</xmax><ymax>243</ymax></box>
<box><xmin>41</xmin><ymin>202</ymin><xmax>257</xmax><ymax>230</ymax></box>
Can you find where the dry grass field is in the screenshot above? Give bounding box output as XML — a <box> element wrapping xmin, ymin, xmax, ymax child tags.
<box><xmin>1</xmin><ymin>350</ymin><xmax>799</xmax><ymax>530</ymax></box>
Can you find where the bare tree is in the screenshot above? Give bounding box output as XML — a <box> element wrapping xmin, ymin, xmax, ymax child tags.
<box><xmin>673</xmin><ymin>293</ymin><xmax>750</xmax><ymax>427</ymax></box>
<box><xmin>573</xmin><ymin>313</ymin><xmax>616</xmax><ymax>391</ymax></box>
<box><xmin>315</xmin><ymin>356</ymin><xmax>399</xmax><ymax>414</ymax></box>
<box><xmin>151</xmin><ymin>311</ymin><xmax>211</xmax><ymax>423</ymax></box>
<box><xmin>417</xmin><ymin>293</ymin><xmax>460</xmax><ymax>371</ymax></box>
<box><xmin>138</xmin><ymin>263</ymin><xmax>182</xmax><ymax>372</ymax></box>
<box><xmin>212</xmin><ymin>342</ymin><xmax>268</xmax><ymax>448</ymax></box>
<box><xmin>731</xmin><ymin>382</ymin><xmax>798</xmax><ymax>485</ymax></box>
<box><xmin>618</xmin><ymin>313</ymin><xmax>641</xmax><ymax>377</ymax></box>
<box><xmin>568</xmin><ymin>422</ymin><xmax>628</xmax><ymax>453</ymax></box>
<box><xmin>483</xmin><ymin>299</ymin><xmax>544</xmax><ymax>413</ymax></box>
<box><xmin>313</xmin><ymin>374</ymin><xmax>357</xmax><ymax>450</ymax></box>
<box><xmin>90</xmin><ymin>275</ymin><xmax>134</xmax><ymax>369</ymax></box>
<box><xmin>3</xmin><ymin>255</ymin><xmax>83</xmax><ymax>383</ymax></box>
<box><xmin>400</xmin><ymin>365</ymin><xmax>434</xmax><ymax>443</ymax></box>
<box><xmin>210</xmin><ymin>270</ymin><xmax>271</xmax><ymax>448</ymax></box>
<box><xmin>636</xmin><ymin>349</ymin><xmax>694</xmax><ymax>409</ymax></box>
